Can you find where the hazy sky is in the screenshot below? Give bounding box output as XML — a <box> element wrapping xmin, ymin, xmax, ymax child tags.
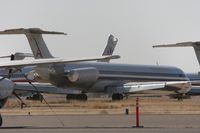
<box><xmin>0</xmin><ymin>0</ymin><xmax>199</xmax><ymax>73</ymax></box>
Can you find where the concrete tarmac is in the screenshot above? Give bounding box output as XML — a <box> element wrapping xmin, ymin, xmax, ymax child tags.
<box><xmin>1</xmin><ymin>114</ymin><xmax>200</xmax><ymax>133</ymax></box>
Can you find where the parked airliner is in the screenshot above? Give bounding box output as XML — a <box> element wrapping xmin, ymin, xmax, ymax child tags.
<box><xmin>0</xmin><ymin>28</ymin><xmax>191</xmax><ymax>102</ymax></box>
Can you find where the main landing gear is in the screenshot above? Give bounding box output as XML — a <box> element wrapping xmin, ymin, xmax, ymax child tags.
<box><xmin>170</xmin><ymin>93</ymin><xmax>191</xmax><ymax>101</ymax></box>
<box><xmin>112</xmin><ymin>93</ymin><xmax>124</xmax><ymax>101</ymax></box>
<box><xmin>66</xmin><ymin>94</ymin><xmax>88</xmax><ymax>101</ymax></box>
<box><xmin>26</xmin><ymin>93</ymin><xmax>44</xmax><ymax>102</ymax></box>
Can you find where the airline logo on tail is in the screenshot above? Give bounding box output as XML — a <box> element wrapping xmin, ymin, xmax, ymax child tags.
<box><xmin>99</xmin><ymin>34</ymin><xmax>118</xmax><ymax>62</ymax></box>
<box><xmin>102</xmin><ymin>34</ymin><xmax>118</xmax><ymax>56</ymax></box>
<box><xmin>32</xmin><ymin>38</ymin><xmax>43</xmax><ymax>58</ymax></box>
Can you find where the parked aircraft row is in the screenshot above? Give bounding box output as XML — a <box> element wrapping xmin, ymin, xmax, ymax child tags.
<box><xmin>2</xmin><ymin>28</ymin><xmax>192</xmax><ymax>100</ymax></box>
<box><xmin>5</xmin><ymin>35</ymin><xmax>200</xmax><ymax>101</ymax></box>
<box><xmin>6</xmin><ymin>34</ymin><xmax>200</xmax><ymax>101</ymax></box>
<box><xmin>0</xmin><ymin>28</ymin><xmax>198</xmax><ymax>126</ymax></box>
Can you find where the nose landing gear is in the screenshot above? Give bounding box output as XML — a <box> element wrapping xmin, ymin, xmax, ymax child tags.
<box><xmin>112</xmin><ymin>93</ymin><xmax>124</xmax><ymax>101</ymax></box>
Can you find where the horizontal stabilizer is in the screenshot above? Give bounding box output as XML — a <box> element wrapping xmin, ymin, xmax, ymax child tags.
<box><xmin>0</xmin><ymin>28</ymin><xmax>67</xmax><ymax>35</ymax></box>
<box><xmin>152</xmin><ymin>42</ymin><xmax>198</xmax><ymax>48</ymax></box>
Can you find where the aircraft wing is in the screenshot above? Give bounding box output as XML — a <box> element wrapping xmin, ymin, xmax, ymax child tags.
<box><xmin>14</xmin><ymin>83</ymin><xmax>81</xmax><ymax>94</ymax></box>
<box><xmin>0</xmin><ymin>55</ymin><xmax>120</xmax><ymax>68</ymax></box>
<box><xmin>109</xmin><ymin>81</ymin><xmax>191</xmax><ymax>94</ymax></box>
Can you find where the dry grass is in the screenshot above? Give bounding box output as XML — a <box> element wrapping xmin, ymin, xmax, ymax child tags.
<box><xmin>1</xmin><ymin>95</ymin><xmax>200</xmax><ymax>116</ymax></box>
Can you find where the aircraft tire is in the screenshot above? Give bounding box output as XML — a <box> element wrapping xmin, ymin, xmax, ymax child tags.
<box><xmin>66</xmin><ymin>94</ymin><xmax>88</xmax><ymax>101</ymax></box>
<box><xmin>77</xmin><ymin>94</ymin><xmax>88</xmax><ymax>101</ymax></box>
<box><xmin>66</xmin><ymin>94</ymin><xmax>76</xmax><ymax>100</ymax></box>
<box><xmin>112</xmin><ymin>93</ymin><xmax>123</xmax><ymax>101</ymax></box>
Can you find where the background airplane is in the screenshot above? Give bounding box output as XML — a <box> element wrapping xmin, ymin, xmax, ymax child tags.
<box><xmin>0</xmin><ymin>34</ymin><xmax>118</xmax><ymax>101</ymax></box>
<box><xmin>153</xmin><ymin>42</ymin><xmax>200</xmax><ymax>96</ymax></box>
<box><xmin>0</xmin><ymin>30</ymin><xmax>120</xmax><ymax>126</ymax></box>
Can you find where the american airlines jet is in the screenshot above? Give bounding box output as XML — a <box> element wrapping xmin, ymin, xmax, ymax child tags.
<box><xmin>0</xmin><ymin>28</ymin><xmax>192</xmax><ymax>102</ymax></box>
<box><xmin>0</xmin><ymin>28</ymin><xmax>194</xmax><ymax>126</ymax></box>
<box><xmin>0</xmin><ymin>34</ymin><xmax>118</xmax><ymax>101</ymax></box>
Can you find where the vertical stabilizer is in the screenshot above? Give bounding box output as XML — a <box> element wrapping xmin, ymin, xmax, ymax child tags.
<box><xmin>192</xmin><ymin>42</ymin><xmax>200</xmax><ymax>65</ymax></box>
<box><xmin>99</xmin><ymin>34</ymin><xmax>118</xmax><ymax>62</ymax></box>
<box><xmin>25</xmin><ymin>33</ymin><xmax>53</xmax><ymax>59</ymax></box>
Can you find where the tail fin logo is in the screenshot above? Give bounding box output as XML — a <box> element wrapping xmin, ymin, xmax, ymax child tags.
<box><xmin>33</xmin><ymin>38</ymin><xmax>43</xmax><ymax>58</ymax></box>
<box><xmin>106</xmin><ymin>47</ymin><xmax>114</xmax><ymax>55</ymax></box>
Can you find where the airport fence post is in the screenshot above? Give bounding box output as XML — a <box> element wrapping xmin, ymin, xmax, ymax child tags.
<box><xmin>134</xmin><ymin>96</ymin><xmax>144</xmax><ymax>128</ymax></box>
<box><xmin>136</xmin><ymin>96</ymin><xmax>139</xmax><ymax>127</ymax></box>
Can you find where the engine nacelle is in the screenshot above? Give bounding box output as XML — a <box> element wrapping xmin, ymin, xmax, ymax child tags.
<box><xmin>0</xmin><ymin>77</ymin><xmax>15</xmax><ymax>108</ymax></box>
<box><xmin>67</xmin><ymin>67</ymin><xmax>99</xmax><ymax>84</ymax></box>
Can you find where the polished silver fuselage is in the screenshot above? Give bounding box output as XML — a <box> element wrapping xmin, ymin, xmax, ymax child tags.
<box><xmin>0</xmin><ymin>62</ymin><xmax>190</xmax><ymax>95</ymax></box>
<box><xmin>38</xmin><ymin>62</ymin><xmax>188</xmax><ymax>93</ymax></box>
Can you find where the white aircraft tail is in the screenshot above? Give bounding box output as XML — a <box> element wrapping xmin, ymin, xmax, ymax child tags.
<box><xmin>99</xmin><ymin>34</ymin><xmax>118</xmax><ymax>62</ymax></box>
<box><xmin>0</xmin><ymin>28</ymin><xmax>66</xmax><ymax>59</ymax></box>
<box><xmin>153</xmin><ymin>42</ymin><xmax>200</xmax><ymax>65</ymax></box>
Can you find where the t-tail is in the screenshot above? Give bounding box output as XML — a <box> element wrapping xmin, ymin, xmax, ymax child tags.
<box><xmin>0</xmin><ymin>28</ymin><xmax>66</xmax><ymax>59</ymax></box>
<box><xmin>98</xmin><ymin>34</ymin><xmax>118</xmax><ymax>62</ymax></box>
<box><xmin>153</xmin><ymin>42</ymin><xmax>200</xmax><ymax>65</ymax></box>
